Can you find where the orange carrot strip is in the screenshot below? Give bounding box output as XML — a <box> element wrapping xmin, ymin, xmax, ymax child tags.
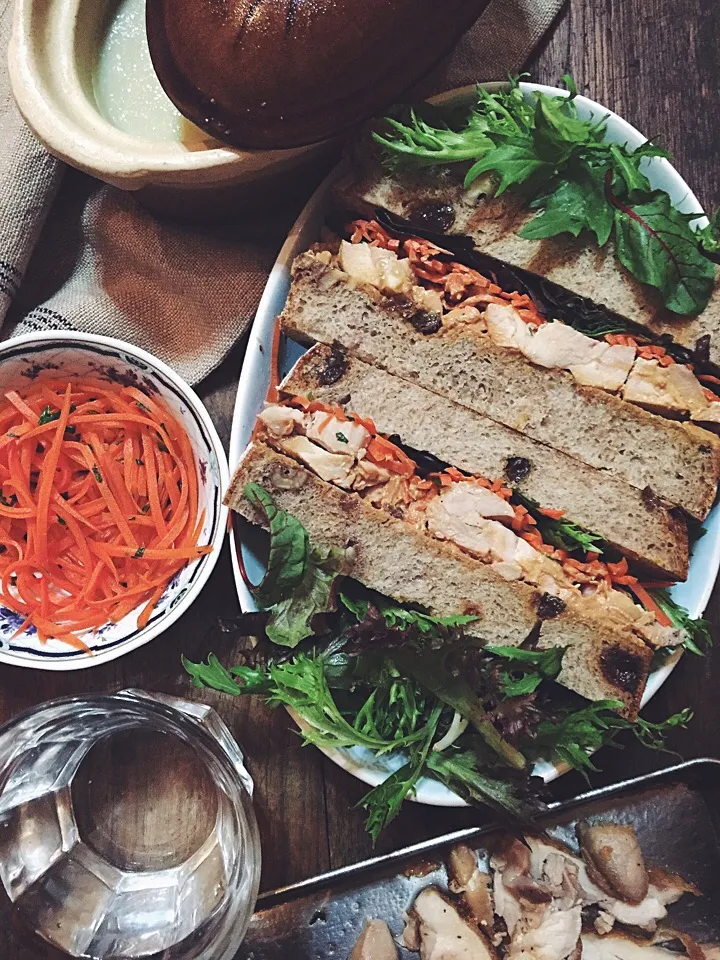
<box><xmin>538</xmin><ymin>506</ymin><xmax>566</xmax><ymax>520</ymax></box>
<box><xmin>4</xmin><ymin>391</ymin><xmax>39</xmax><ymax>423</ymax></box>
<box><xmin>35</xmin><ymin>385</ymin><xmax>73</xmax><ymax>567</ymax></box>
<box><xmin>137</xmin><ymin>584</ymin><xmax>166</xmax><ymax>629</ymax></box>
<box><xmin>78</xmin><ymin>445</ymin><xmax>137</xmax><ymax>548</ymax></box>
<box><xmin>140</xmin><ymin>432</ymin><xmax>168</xmax><ymax>539</ymax></box>
<box><xmin>628</xmin><ymin>583</ymin><xmax>672</xmax><ymax>627</ymax></box>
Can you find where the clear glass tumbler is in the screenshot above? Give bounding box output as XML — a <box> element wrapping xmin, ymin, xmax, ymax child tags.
<box><xmin>0</xmin><ymin>690</ymin><xmax>261</xmax><ymax>959</ymax></box>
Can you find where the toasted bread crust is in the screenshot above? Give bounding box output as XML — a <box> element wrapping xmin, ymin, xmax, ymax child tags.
<box><xmin>226</xmin><ymin>441</ymin><xmax>652</xmax><ymax>716</ymax></box>
<box><xmin>538</xmin><ymin>603</ymin><xmax>650</xmax><ymax>720</ymax></box>
<box><xmin>282</xmin><ymin>344</ymin><xmax>690</xmax><ymax>581</ymax></box>
<box><xmin>280</xmin><ymin>251</ymin><xmax>720</xmax><ymax>520</ymax></box>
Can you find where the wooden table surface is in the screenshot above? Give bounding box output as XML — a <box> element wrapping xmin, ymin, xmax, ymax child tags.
<box><xmin>1</xmin><ymin>0</ymin><xmax>719</xmax><ymax>902</ymax></box>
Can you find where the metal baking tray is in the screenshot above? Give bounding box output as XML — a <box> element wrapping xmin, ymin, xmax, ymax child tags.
<box><xmin>238</xmin><ymin>758</ymin><xmax>720</xmax><ymax>959</ymax></box>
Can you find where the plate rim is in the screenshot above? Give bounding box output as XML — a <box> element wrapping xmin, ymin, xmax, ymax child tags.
<box><xmin>228</xmin><ymin>83</ymin><xmax>719</xmax><ymax>806</ymax></box>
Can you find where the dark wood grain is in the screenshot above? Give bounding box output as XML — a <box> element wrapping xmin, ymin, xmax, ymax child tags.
<box><xmin>1</xmin><ymin>0</ymin><xmax>719</xmax><ymax>922</ymax></box>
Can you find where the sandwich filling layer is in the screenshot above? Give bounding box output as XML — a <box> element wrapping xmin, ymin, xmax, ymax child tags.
<box><xmin>256</xmin><ymin>397</ymin><xmax>684</xmax><ymax>651</ymax></box>
<box><xmin>331</xmin><ymin>220</ymin><xmax>720</xmax><ymax>430</ymax></box>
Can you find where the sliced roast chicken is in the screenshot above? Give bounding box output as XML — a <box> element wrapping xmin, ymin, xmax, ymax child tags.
<box><xmin>402</xmin><ymin>887</ymin><xmax>498</xmax><ymax>960</ymax></box>
<box><xmin>347</xmin><ymin>824</ymin><xmax>700</xmax><ymax>960</ymax></box>
<box><xmin>489</xmin><ymin>827</ymin><xmax>697</xmax><ymax>956</ymax></box>
<box><xmin>349</xmin><ymin>920</ymin><xmax>398</xmax><ymax>960</ymax></box>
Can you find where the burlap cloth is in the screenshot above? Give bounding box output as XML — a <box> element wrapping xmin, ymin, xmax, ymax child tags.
<box><xmin>0</xmin><ymin>0</ymin><xmax>564</xmax><ymax>385</ymax></box>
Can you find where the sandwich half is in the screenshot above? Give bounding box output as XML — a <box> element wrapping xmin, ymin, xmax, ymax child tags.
<box><xmin>280</xmin><ymin>229</ymin><xmax>720</xmax><ymax>519</ymax></box>
<box><xmin>280</xmin><ymin>343</ymin><xmax>690</xmax><ymax>581</ymax></box>
<box><xmin>226</xmin><ymin>388</ymin><xmax>704</xmax><ymax>716</ymax></box>
<box><xmin>336</xmin><ymin>136</ymin><xmax>720</xmax><ymax>367</ymax></box>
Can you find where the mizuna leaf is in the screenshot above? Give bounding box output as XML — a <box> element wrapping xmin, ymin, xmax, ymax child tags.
<box><xmin>532</xmin><ymin>95</ymin><xmax>597</xmax><ymax>162</ymax></box>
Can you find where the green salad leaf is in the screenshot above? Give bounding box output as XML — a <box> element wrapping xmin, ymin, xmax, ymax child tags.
<box><xmin>245</xmin><ymin>483</ymin><xmax>309</xmax><ymax>608</ymax></box>
<box><xmin>183</xmin><ymin>653</ymin><xmax>246</xmax><ymax>695</ymax></box>
<box><xmin>358</xmin><ymin>762</ymin><xmax>422</xmax><ymax>844</ymax></box>
<box><xmin>520</xmin><ymin>164</ymin><xmax>614</xmax><ymax>246</ymax></box>
<box><xmin>530</xmin><ymin>699</ymin><xmax>692</xmax><ymax>777</ymax></box>
<box><xmin>611</xmin><ymin>192</ymin><xmax>717</xmax><ymax>316</ymax></box>
<box><xmin>392</xmin><ymin>646</ymin><xmax>527</xmax><ymax>770</ymax></box>
<box><xmin>532</xmin><ymin>699</ymin><xmax>627</xmax><ymax>774</ymax></box>
<box><xmin>633</xmin><ymin>708</ymin><xmax>693</xmax><ymax>750</ymax></box>
<box><xmin>340</xmin><ymin>589</ymin><xmax>479</xmax><ymax>637</ymax></box>
<box><xmin>244</xmin><ymin>484</ymin><xmax>353</xmax><ymax>647</ymax></box>
<box><xmin>698</xmin><ymin>209</ymin><xmax>720</xmax><ymax>261</ymax></box>
<box><xmin>511</xmin><ymin>490</ymin><xmax>606</xmax><ymax>557</ymax></box>
<box><xmin>373</xmin><ymin>78</ymin><xmax>534</xmax><ymax>167</ymax></box>
<box><xmin>465</xmin><ymin>143</ymin><xmax>554</xmax><ymax>196</ymax></box>
<box><xmin>425</xmin><ymin>749</ymin><xmax>538</xmax><ymax>821</ymax></box>
<box><xmin>375</xmin><ymin>78</ymin><xmax>717</xmax><ymax>315</ymax></box>
<box><xmin>486</xmin><ymin>645</ymin><xmax>565</xmax><ymax>697</ymax></box>
<box><xmin>359</xmin><ymin>700</ymin><xmax>443</xmax><ymax>843</ymax></box>
<box><xmin>648</xmin><ymin>588</ymin><xmax>712</xmax><ymax>656</ymax></box>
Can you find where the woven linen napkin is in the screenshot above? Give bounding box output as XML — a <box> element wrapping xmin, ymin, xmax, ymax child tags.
<box><xmin>1</xmin><ymin>0</ymin><xmax>564</xmax><ymax>385</ymax></box>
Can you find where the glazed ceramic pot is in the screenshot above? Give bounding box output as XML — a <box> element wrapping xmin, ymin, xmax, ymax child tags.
<box><xmin>7</xmin><ymin>0</ymin><xmax>333</xmax><ymax>219</ymax></box>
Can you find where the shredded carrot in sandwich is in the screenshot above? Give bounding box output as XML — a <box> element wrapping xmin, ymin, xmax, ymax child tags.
<box><xmin>348</xmin><ymin>219</ymin><xmax>401</xmax><ymax>250</ymax></box>
<box><xmin>605</xmin><ymin>333</ymin><xmax>678</xmax><ymax>367</ymax></box>
<box><xmin>628</xmin><ymin>583</ymin><xmax>672</xmax><ymax>627</ymax></box>
<box><xmin>0</xmin><ymin>378</ymin><xmax>212</xmax><ymax>650</ymax></box>
<box><xmin>365</xmin><ymin>435</ymin><xmax>415</xmax><ymax>477</ymax></box>
<box><xmin>538</xmin><ymin>506</ymin><xmax>566</xmax><ymax>520</ymax></box>
<box><xmin>347</xmin><ymin>220</ymin><xmax>546</xmax><ymax>326</ymax></box>
<box><xmin>511</xmin><ymin>504</ymin><xmax>537</xmax><ymax>533</ymax></box>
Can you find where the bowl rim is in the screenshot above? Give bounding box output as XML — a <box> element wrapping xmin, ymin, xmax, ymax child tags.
<box><xmin>0</xmin><ymin>329</ymin><xmax>229</xmax><ymax>671</ymax></box>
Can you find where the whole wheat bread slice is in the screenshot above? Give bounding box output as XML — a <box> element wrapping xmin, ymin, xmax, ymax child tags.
<box><xmin>280</xmin><ymin>251</ymin><xmax>720</xmax><ymax>520</ymax></box>
<box><xmin>336</xmin><ymin>143</ymin><xmax>720</xmax><ymax>367</ymax></box>
<box><xmin>225</xmin><ymin>442</ymin><xmax>651</xmax><ymax>717</ymax></box>
<box><xmin>281</xmin><ymin>344</ymin><xmax>689</xmax><ymax>580</ymax></box>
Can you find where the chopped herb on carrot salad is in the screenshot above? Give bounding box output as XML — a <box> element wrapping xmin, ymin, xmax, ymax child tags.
<box><xmin>0</xmin><ymin>378</ymin><xmax>212</xmax><ymax>650</ymax></box>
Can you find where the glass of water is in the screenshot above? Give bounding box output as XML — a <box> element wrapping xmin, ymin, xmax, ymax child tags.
<box><xmin>0</xmin><ymin>690</ymin><xmax>261</xmax><ymax>959</ymax></box>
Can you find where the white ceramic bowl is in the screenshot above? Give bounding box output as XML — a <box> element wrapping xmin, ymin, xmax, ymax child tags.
<box><xmin>0</xmin><ymin>331</ymin><xmax>228</xmax><ymax>670</ymax></box>
<box><xmin>7</xmin><ymin>0</ymin><xmax>330</xmax><ymax>217</ymax></box>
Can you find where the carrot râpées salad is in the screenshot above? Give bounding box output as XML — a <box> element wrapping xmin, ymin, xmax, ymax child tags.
<box><xmin>0</xmin><ymin>378</ymin><xmax>212</xmax><ymax>651</ymax></box>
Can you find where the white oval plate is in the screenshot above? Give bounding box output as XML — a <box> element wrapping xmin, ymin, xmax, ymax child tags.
<box><xmin>229</xmin><ymin>84</ymin><xmax>720</xmax><ymax>806</ymax></box>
